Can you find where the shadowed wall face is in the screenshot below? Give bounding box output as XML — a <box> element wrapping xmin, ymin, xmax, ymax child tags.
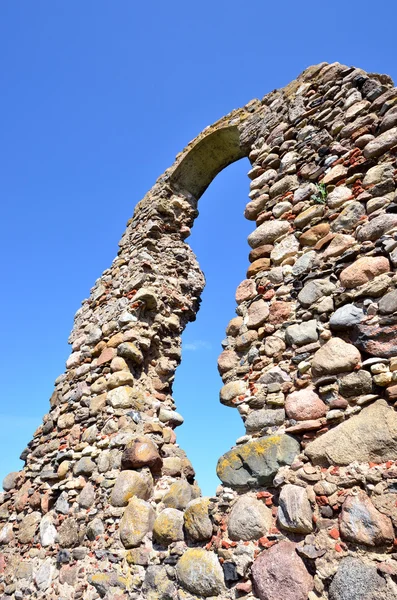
<box><xmin>1</xmin><ymin>62</ymin><xmax>397</xmax><ymax>600</ymax></box>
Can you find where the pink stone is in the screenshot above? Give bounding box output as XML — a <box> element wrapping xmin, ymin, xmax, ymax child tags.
<box><xmin>285</xmin><ymin>387</ymin><xmax>327</xmax><ymax>421</ymax></box>
<box><xmin>340</xmin><ymin>256</ymin><xmax>390</xmax><ymax>289</ymax></box>
<box><xmin>339</xmin><ymin>491</ymin><xmax>394</xmax><ymax>546</ymax></box>
<box><xmin>252</xmin><ymin>540</ymin><xmax>313</xmax><ymax>600</ymax></box>
<box><xmin>97</xmin><ymin>347</ymin><xmax>116</xmax><ymax>366</ymax></box>
<box><xmin>217</xmin><ymin>350</ymin><xmax>238</xmax><ymax>375</ymax></box>
<box><xmin>235</xmin><ymin>279</ymin><xmax>257</xmax><ymax>304</ymax></box>
<box><xmin>247</xmin><ymin>300</ymin><xmax>269</xmax><ymax>329</ymax></box>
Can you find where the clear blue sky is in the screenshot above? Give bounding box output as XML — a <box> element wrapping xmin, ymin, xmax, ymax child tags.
<box><xmin>1</xmin><ymin>1</ymin><xmax>396</xmax><ymax>495</ymax></box>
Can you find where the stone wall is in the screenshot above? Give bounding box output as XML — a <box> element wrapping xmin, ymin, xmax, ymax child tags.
<box><xmin>1</xmin><ymin>61</ymin><xmax>397</xmax><ymax>600</ymax></box>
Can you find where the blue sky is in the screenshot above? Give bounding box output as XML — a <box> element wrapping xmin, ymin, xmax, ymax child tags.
<box><xmin>1</xmin><ymin>1</ymin><xmax>396</xmax><ymax>495</ymax></box>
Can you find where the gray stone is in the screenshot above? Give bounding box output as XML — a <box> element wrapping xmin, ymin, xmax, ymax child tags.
<box><xmin>40</xmin><ymin>515</ymin><xmax>58</xmax><ymax>547</ymax></box>
<box><xmin>339</xmin><ymin>370</ymin><xmax>373</xmax><ymax>397</ymax></box>
<box><xmin>183</xmin><ymin>498</ymin><xmax>212</xmax><ymax>542</ymax></box>
<box><xmin>259</xmin><ymin>366</ymin><xmax>291</xmax><ymax>385</ymax></box>
<box><xmin>291</xmin><ymin>251</ymin><xmax>316</xmax><ymax>277</ymax></box>
<box><xmin>298</xmin><ymin>279</ymin><xmax>336</xmax><ymax>307</ymax></box>
<box><xmin>306</xmin><ymin>400</ymin><xmax>397</xmax><ymax>466</ymax></box>
<box><xmin>357</xmin><ymin>213</ymin><xmax>397</xmax><ymax>242</ymax></box>
<box><xmin>278</xmin><ymin>484</ymin><xmax>313</xmax><ymax>533</ymax></box>
<box><xmin>2</xmin><ymin>472</ymin><xmax>19</xmax><ymax>492</ymax></box>
<box><xmin>143</xmin><ymin>566</ymin><xmax>177</xmax><ymax>600</ymax></box>
<box><xmin>119</xmin><ymin>497</ymin><xmax>155</xmax><ymax>548</ymax></box>
<box><xmin>270</xmin><ymin>175</ymin><xmax>299</xmax><ymax>198</ymax></box>
<box><xmin>330</xmin><ymin>304</ymin><xmax>364</xmax><ymax>330</ymax></box>
<box><xmin>332</xmin><ymin>202</ymin><xmax>365</xmax><ymax>232</ymax></box>
<box><xmin>78</xmin><ymin>482</ymin><xmax>96</xmax><ymax>508</ymax></box>
<box><xmin>58</xmin><ymin>517</ymin><xmax>79</xmax><ymax>548</ymax></box>
<box><xmin>285</xmin><ymin>319</ymin><xmax>318</xmax><ymax>346</ymax></box>
<box><xmin>379</xmin><ymin>289</ymin><xmax>397</xmax><ymax>314</ymax></box>
<box><xmin>363</xmin><ymin>163</ymin><xmax>395</xmax><ymax>187</ymax></box>
<box><xmin>339</xmin><ymin>491</ymin><xmax>394</xmax><ymax>546</ymax></box>
<box><xmin>34</xmin><ymin>559</ymin><xmax>54</xmax><ymax>591</ymax></box>
<box><xmin>163</xmin><ymin>480</ymin><xmax>195</xmax><ymax>510</ymax></box>
<box><xmin>86</xmin><ymin>518</ymin><xmax>104</xmax><ymax>541</ymax></box>
<box><xmin>177</xmin><ymin>549</ymin><xmax>224</xmax><ymax>597</ymax></box>
<box><xmin>327</xmin><ymin>186</ymin><xmax>353</xmax><ymax>208</ymax></box>
<box><xmin>329</xmin><ymin>557</ymin><xmax>392</xmax><ymax>600</ymax></box>
<box><xmin>228</xmin><ymin>497</ymin><xmax>272</xmax><ymax>541</ymax></box>
<box><xmin>74</xmin><ymin>457</ymin><xmax>96</xmax><ymax>476</ymax></box>
<box><xmin>270</xmin><ymin>235</ymin><xmax>299</xmax><ymax>265</ymax></box>
<box><xmin>245</xmin><ymin>408</ymin><xmax>285</xmax><ymax>433</ymax></box>
<box><xmin>248</xmin><ymin>221</ymin><xmax>290</xmax><ymax>249</ymax></box>
<box><xmin>217</xmin><ymin>435</ymin><xmax>300</xmax><ymax>488</ymax></box>
<box><xmin>220</xmin><ymin>380</ymin><xmax>246</xmax><ymax>407</ymax></box>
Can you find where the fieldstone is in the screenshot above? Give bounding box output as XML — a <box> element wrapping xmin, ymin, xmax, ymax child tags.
<box><xmin>250</xmin><ymin>169</ymin><xmax>278</xmax><ymax>190</ymax></box>
<box><xmin>58</xmin><ymin>518</ymin><xmax>79</xmax><ymax>548</ymax></box>
<box><xmin>74</xmin><ymin>457</ymin><xmax>96</xmax><ymax>476</ymax></box>
<box><xmin>248</xmin><ymin>221</ymin><xmax>290</xmax><ymax>249</ymax></box>
<box><xmin>330</xmin><ymin>304</ymin><xmax>364</xmax><ymax>330</ymax></box>
<box><xmin>57</xmin><ymin>412</ymin><xmax>75</xmax><ymax>430</ymax></box>
<box><xmin>263</xmin><ymin>335</ymin><xmax>286</xmax><ymax>357</ymax></box>
<box><xmin>352</xmin><ymin>322</ymin><xmax>397</xmax><ymax>358</ymax></box>
<box><xmin>176</xmin><ymin>549</ymin><xmax>224</xmax><ymax>597</ymax></box>
<box><xmin>299</xmin><ymin>223</ymin><xmax>330</xmax><ymax>246</ymax></box>
<box><xmin>217</xmin><ymin>435</ymin><xmax>299</xmax><ymax>488</ymax></box>
<box><xmin>271</xmin><ymin>235</ymin><xmax>299</xmax><ymax>264</ymax></box>
<box><xmin>357</xmin><ymin>213</ymin><xmax>397</xmax><ymax>242</ymax></box>
<box><xmin>158</xmin><ymin>407</ymin><xmax>184</xmax><ymax>427</ymax></box>
<box><xmin>329</xmin><ymin>557</ymin><xmax>392</xmax><ymax>600</ymax></box>
<box><xmin>363</xmin><ymin>127</ymin><xmax>397</xmax><ymax>158</ymax></box>
<box><xmin>252</xmin><ymin>541</ymin><xmax>313</xmax><ymax>600</ymax></box>
<box><xmin>245</xmin><ymin>196</ymin><xmax>267</xmax><ymax>220</ymax></box>
<box><xmin>110</xmin><ymin>470</ymin><xmax>153</xmax><ymax>506</ymax></box>
<box><xmin>184</xmin><ymin>497</ymin><xmax>212</xmax><ymax>541</ymax></box>
<box><xmin>363</xmin><ymin>163</ymin><xmax>395</xmax><ymax>186</ymax></box>
<box><xmin>0</xmin><ymin>524</ymin><xmax>13</xmax><ymax>544</ymax></box>
<box><xmin>244</xmin><ymin>408</ymin><xmax>285</xmax><ymax>432</ymax></box>
<box><xmin>143</xmin><ymin>566</ymin><xmax>177</xmax><ymax>600</ymax></box>
<box><xmin>163</xmin><ymin>480</ymin><xmax>194</xmax><ymax>510</ymax></box>
<box><xmin>285</xmin><ymin>388</ymin><xmax>327</xmax><ymax>421</ymax></box>
<box><xmin>226</xmin><ymin>316</ymin><xmax>243</xmax><ymax>336</ymax></box>
<box><xmin>339</xmin><ymin>491</ymin><xmax>394</xmax><ymax>546</ymax></box>
<box><xmin>107</xmin><ymin>371</ymin><xmax>134</xmax><ymax>389</ymax></box>
<box><xmin>17</xmin><ymin>512</ymin><xmax>40</xmax><ymax>544</ymax></box>
<box><xmin>228</xmin><ymin>496</ymin><xmax>272</xmax><ymax>541</ymax></box>
<box><xmin>285</xmin><ymin>320</ymin><xmax>318</xmax><ymax>346</ymax></box>
<box><xmin>294</xmin><ymin>205</ymin><xmax>324</xmax><ymax>228</ymax></box>
<box><xmin>339</xmin><ymin>370</ymin><xmax>372</xmax><ymax>397</ymax></box>
<box><xmin>235</xmin><ymin>329</ymin><xmax>258</xmax><ymax>351</ymax></box>
<box><xmin>121</xmin><ymin>436</ymin><xmax>162</xmax><ymax>472</ymax></box>
<box><xmin>236</xmin><ymin>279</ymin><xmax>257</xmax><ymax>303</ymax></box>
<box><xmin>40</xmin><ymin>514</ymin><xmax>58</xmax><ymax>547</ymax></box>
<box><xmin>340</xmin><ymin>256</ymin><xmax>390</xmax><ymax>288</ymax></box>
<box><xmin>298</xmin><ymin>279</ymin><xmax>336</xmax><ymax>307</ymax></box>
<box><xmin>379</xmin><ymin>289</ymin><xmax>397</xmax><ymax>314</ymax></box>
<box><xmin>249</xmin><ymin>243</ymin><xmax>273</xmax><ymax>262</ymax></box>
<box><xmin>292</xmin><ymin>251</ymin><xmax>316</xmax><ymax>277</ymax></box>
<box><xmin>311</xmin><ymin>338</ymin><xmax>361</xmax><ymax>377</ymax></box>
<box><xmin>332</xmin><ymin>202</ymin><xmax>365</xmax><ymax>232</ymax></box>
<box><xmin>2</xmin><ymin>472</ymin><xmax>19</xmax><ymax>491</ymax></box>
<box><xmin>153</xmin><ymin>508</ymin><xmax>184</xmax><ymax>546</ymax></box>
<box><xmin>323</xmin><ymin>233</ymin><xmax>355</xmax><ymax>259</ymax></box>
<box><xmin>77</xmin><ymin>482</ymin><xmax>96</xmax><ymax>508</ymax></box>
<box><xmin>220</xmin><ymin>380</ymin><xmax>246</xmax><ymax>407</ymax></box>
<box><xmin>247</xmin><ymin>258</ymin><xmax>271</xmax><ymax>277</ymax></box>
<box><xmin>217</xmin><ymin>349</ymin><xmax>238</xmax><ymax>374</ymax></box>
<box><xmin>86</xmin><ymin>517</ymin><xmax>104</xmax><ymax>541</ymax></box>
<box><xmin>278</xmin><ymin>484</ymin><xmax>313</xmax><ymax>533</ymax></box>
<box><xmin>327</xmin><ymin>186</ymin><xmax>354</xmax><ymax>208</ymax></box>
<box><xmin>322</xmin><ymin>164</ymin><xmax>348</xmax><ymax>185</ymax></box>
<box><xmin>269</xmin><ymin>175</ymin><xmax>299</xmax><ymax>198</ymax></box>
<box><xmin>247</xmin><ymin>299</ymin><xmax>269</xmax><ymax>328</ymax></box>
<box><xmin>34</xmin><ymin>559</ymin><xmax>54</xmax><ymax>591</ymax></box>
<box><xmin>107</xmin><ymin>385</ymin><xmax>134</xmax><ymax>408</ymax></box>
<box><xmin>117</xmin><ymin>342</ymin><xmax>143</xmax><ymax>364</ymax></box>
<box><xmin>259</xmin><ymin>366</ymin><xmax>291</xmax><ymax>385</ymax></box>
<box><xmin>119</xmin><ymin>496</ymin><xmax>155</xmax><ymax>548</ymax></box>
<box><xmin>132</xmin><ymin>287</ymin><xmax>158</xmax><ymax>310</ymax></box>
<box><xmin>306</xmin><ymin>399</ymin><xmax>397</xmax><ymax>465</ymax></box>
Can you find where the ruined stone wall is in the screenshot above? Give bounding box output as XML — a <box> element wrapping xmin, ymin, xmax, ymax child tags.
<box><xmin>1</xmin><ymin>61</ymin><xmax>397</xmax><ymax>600</ymax></box>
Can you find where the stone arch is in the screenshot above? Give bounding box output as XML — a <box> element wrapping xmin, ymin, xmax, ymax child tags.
<box><xmin>2</xmin><ymin>61</ymin><xmax>397</xmax><ymax>600</ymax></box>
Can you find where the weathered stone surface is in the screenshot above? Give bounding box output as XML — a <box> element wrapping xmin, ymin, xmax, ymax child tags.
<box><xmin>329</xmin><ymin>557</ymin><xmax>392</xmax><ymax>600</ymax></box>
<box><xmin>18</xmin><ymin>511</ymin><xmax>40</xmax><ymax>544</ymax></box>
<box><xmin>245</xmin><ymin>408</ymin><xmax>285</xmax><ymax>432</ymax></box>
<box><xmin>357</xmin><ymin>213</ymin><xmax>397</xmax><ymax>242</ymax></box>
<box><xmin>235</xmin><ymin>279</ymin><xmax>256</xmax><ymax>304</ymax></box>
<box><xmin>107</xmin><ymin>385</ymin><xmax>134</xmax><ymax>408</ymax></box>
<box><xmin>363</xmin><ymin>163</ymin><xmax>394</xmax><ymax>186</ymax></box>
<box><xmin>339</xmin><ymin>369</ymin><xmax>372</xmax><ymax>397</ymax></box>
<box><xmin>121</xmin><ymin>436</ymin><xmax>162</xmax><ymax>471</ymax></box>
<box><xmin>74</xmin><ymin>456</ymin><xmax>95</xmax><ymax>475</ymax></box>
<box><xmin>339</xmin><ymin>491</ymin><xmax>394</xmax><ymax>546</ymax></box>
<box><xmin>271</xmin><ymin>235</ymin><xmax>299</xmax><ymax>264</ymax></box>
<box><xmin>363</xmin><ymin>126</ymin><xmax>397</xmax><ymax>158</ymax></box>
<box><xmin>217</xmin><ymin>435</ymin><xmax>299</xmax><ymax>488</ymax></box>
<box><xmin>298</xmin><ymin>279</ymin><xmax>336</xmax><ymax>307</ymax></box>
<box><xmin>110</xmin><ymin>470</ymin><xmax>153</xmax><ymax>506</ymax></box>
<box><xmin>252</xmin><ymin>541</ymin><xmax>313</xmax><ymax>600</ymax></box>
<box><xmin>311</xmin><ymin>337</ymin><xmax>361</xmax><ymax>377</ymax></box>
<box><xmin>327</xmin><ymin>186</ymin><xmax>353</xmax><ymax>208</ymax></box>
<box><xmin>153</xmin><ymin>508</ymin><xmax>184</xmax><ymax>546</ymax></box>
<box><xmin>119</xmin><ymin>496</ymin><xmax>155</xmax><ymax>548</ymax></box>
<box><xmin>339</xmin><ymin>256</ymin><xmax>390</xmax><ymax>288</ymax></box>
<box><xmin>163</xmin><ymin>480</ymin><xmax>195</xmax><ymax>510</ymax></box>
<box><xmin>228</xmin><ymin>497</ymin><xmax>272</xmax><ymax>541</ymax></box>
<box><xmin>78</xmin><ymin>481</ymin><xmax>96</xmax><ymax>508</ymax></box>
<box><xmin>143</xmin><ymin>566</ymin><xmax>177</xmax><ymax>600</ymax></box>
<box><xmin>269</xmin><ymin>175</ymin><xmax>299</xmax><ymax>198</ymax></box>
<box><xmin>183</xmin><ymin>497</ymin><xmax>212</xmax><ymax>542</ymax></box>
<box><xmin>379</xmin><ymin>289</ymin><xmax>397</xmax><ymax>314</ymax></box>
<box><xmin>2</xmin><ymin>472</ymin><xmax>19</xmax><ymax>492</ymax></box>
<box><xmin>177</xmin><ymin>549</ymin><xmax>224</xmax><ymax>597</ymax></box>
<box><xmin>40</xmin><ymin>514</ymin><xmax>58</xmax><ymax>547</ymax></box>
<box><xmin>278</xmin><ymin>484</ymin><xmax>313</xmax><ymax>533</ymax></box>
<box><xmin>299</xmin><ymin>223</ymin><xmax>330</xmax><ymax>246</ymax></box>
<box><xmin>247</xmin><ymin>257</ymin><xmax>271</xmax><ymax>277</ymax></box>
<box><xmin>306</xmin><ymin>400</ymin><xmax>397</xmax><ymax>465</ymax></box>
<box><xmin>247</xmin><ymin>299</ymin><xmax>269</xmax><ymax>328</ymax></box>
<box><xmin>332</xmin><ymin>201</ymin><xmax>365</xmax><ymax>232</ymax></box>
<box><xmin>285</xmin><ymin>319</ymin><xmax>318</xmax><ymax>346</ymax></box>
<box><xmin>323</xmin><ymin>233</ymin><xmax>355</xmax><ymax>259</ymax></box>
<box><xmin>248</xmin><ymin>221</ymin><xmax>290</xmax><ymax>248</ymax></box>
<box><xmin>220</xmin><ymin>380</ymin><xmax>246</xmax><ymax>406</ymax></box>
<box><xmin>58</xmin><ymin>517</ymin><xmax>79</xmax><ymax>548</ymax></box>
<box><xmin>352</xmin><ymin>322</ymin><xmax>397</xmax><ymax>358</ymax></box>
<box><xmin>285</xmin><ymin>387</ymin><xmax>327</xmax><ymax>421</ymax></box>
<box><xmin>330</xmin><ymin>304</ymin><xmax>364</xmax><ymax>330</ymax></box>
